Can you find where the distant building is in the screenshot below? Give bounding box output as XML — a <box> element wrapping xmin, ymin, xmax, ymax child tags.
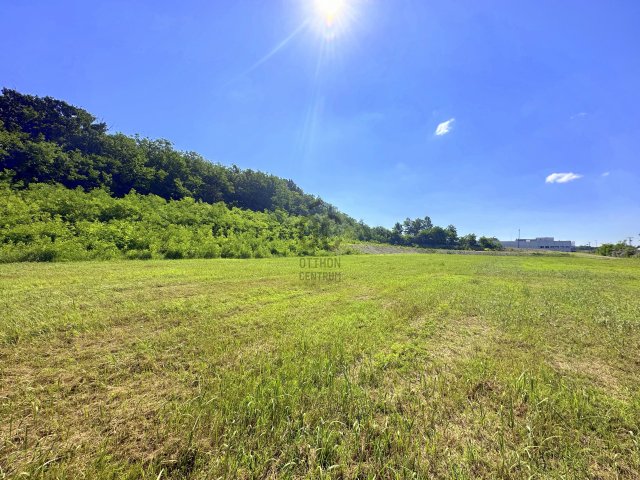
<box><xmin>499</xmin><ymin>237</ymin><xmax>575</xmax><ymax>252</ymax></box>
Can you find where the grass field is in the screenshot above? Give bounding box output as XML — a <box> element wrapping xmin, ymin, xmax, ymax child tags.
<box><xmin>1</xmin><ymin>254</ymin><xmax>639</xmax><ymax>479</ymax></box>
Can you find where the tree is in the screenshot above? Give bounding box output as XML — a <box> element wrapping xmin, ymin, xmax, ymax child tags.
<box><xmin>478</xmin><ymin>236</ymin><xmax>502</xmax><ymax>250</ymax></box>
<box><xmin>444</xmin><ymin>224</ymin><xmax>458</xmax><ymax>247</ymax></box>
<box><xmin>459</xmin><ymin>233</ymin><xmax>478</xmax><ymax>250</ymax></box>
<box><xmin>391</xmin><ymin>222</ymin><xmax>404</xmax><ymax>245</ymax></box>
<box><xmin>371</xmin><ymin>226</ymin><xmax>392</xmax><ymax>243</ymax></box>
<box><xmin>402</xmin><ymin>217</ymin><xmax>412</xmax><ymax>235</ymax></box>
<box><xmin>401</xmin><ymin>216</ymin><xmax>433</xmax><ymax>236</ymax></box>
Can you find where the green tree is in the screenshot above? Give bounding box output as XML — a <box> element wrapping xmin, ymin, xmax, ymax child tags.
<box><xmin>459</xmin><ymin>233</ymin><xmax>478</xmax><ymax>250</ymax></box>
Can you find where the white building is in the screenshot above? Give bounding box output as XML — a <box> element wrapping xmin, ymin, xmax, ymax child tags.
<box><xmin>499</xmin><ymin>237</ymin><xmax>575</xmax><ymax>252</ymax></box>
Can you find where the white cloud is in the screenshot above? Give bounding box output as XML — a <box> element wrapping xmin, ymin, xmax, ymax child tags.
<box><xmin>570</xmin><ymin>112</ymin><xmax>588</xmax><ymax>120</ymax></box>
<box><xmin>435</xmin><ymin>118</ymin><xmax>455</xmax><ymax>136</ymax></box>
<box><xmin>545</xmin><ymin>172</ymin><xmax>583</xmax><ymax>184</ymax></box>
<box><xmin>602</xmin><ymin>171</ymin><xmax>610</xmax><ymax>177</ymax></box>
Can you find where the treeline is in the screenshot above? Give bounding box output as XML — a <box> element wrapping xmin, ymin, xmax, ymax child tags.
<box><xmin>0</xmin><ymin>180</ymin><xmax>343</xmax><ymax>262</ymax></box>
<box><xmin>355</xmin><ymin>216</ymin><xmax>502</xmax><ymax>250</ymax></box>
<box><xmin>0</xmin><ymin>88</ymin><xmax>354</xmax><ymax>223</ymax></box>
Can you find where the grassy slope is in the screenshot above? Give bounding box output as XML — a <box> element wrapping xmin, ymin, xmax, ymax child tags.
<box><xmin>1</xmin><ymin>255</ymin><xmax>639</xmax><ymax>479</ymax></box>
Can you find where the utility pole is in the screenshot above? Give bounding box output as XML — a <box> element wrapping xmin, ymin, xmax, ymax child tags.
<box><xmin>517</xmin><ymin>228</ymin><xmax>520</xmax><ymax>249</ymax></box>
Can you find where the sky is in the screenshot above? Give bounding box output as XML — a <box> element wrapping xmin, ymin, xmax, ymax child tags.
<box><xmin>2</xmin><ymin>0</ymin><xmax>640</xmax><ymax>245</ymax></box>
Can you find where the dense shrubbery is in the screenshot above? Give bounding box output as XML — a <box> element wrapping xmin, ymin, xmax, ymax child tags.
<box><xmin>0</xmin><ymin>181</ymin><xmax>340</xmax><ymax>262</ymax></box>
<box><xmin>595</xmin><ymin>242</ymin><xmax>639</xmax><ymax>258</ymax></box>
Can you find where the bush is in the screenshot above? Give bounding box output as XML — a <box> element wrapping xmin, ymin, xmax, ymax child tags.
<box><xmin>596</xmin><ymin>242</ymin><xmax>638</xmax><ymax>258</ymax></box>
<box><xmin>126</xmin><ymin>249</ymin><xmax>153</xmax><ymax>260</ymax></box>
<box><xmin>0</xmin><ymin>182</ymin><xmax>338</xmax><ymax>262</ymax></box>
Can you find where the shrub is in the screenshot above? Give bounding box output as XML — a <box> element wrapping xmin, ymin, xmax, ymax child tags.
<box><xmin>0</xmin><ymin>182</ymin><xmax>338</xmax><ymax>262</ymax></box>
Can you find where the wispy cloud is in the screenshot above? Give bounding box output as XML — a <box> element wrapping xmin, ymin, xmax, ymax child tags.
<box><xmin>601</xmin><ymin>171</ymin><xmax>610</xmax><ymax>177</ymax></box>
<box><xmin>435</xmin><ymin>118</ymin><xmax>455</xmax><ymax>136</ymax></box>
<box><xmin>545</xmin><ymin>172</ymin><xmax>583</xmax><ymax>184</ymax></box>
<box><xmin>570</xmin><ymin>112</ymin><xmax>588</xmax><ymax>120</ymax></box>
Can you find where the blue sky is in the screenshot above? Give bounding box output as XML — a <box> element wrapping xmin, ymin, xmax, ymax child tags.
<box><xmin>2</xmin><ymin>0</ymin><xmax>639</xmax><ymax>245</ymax></box>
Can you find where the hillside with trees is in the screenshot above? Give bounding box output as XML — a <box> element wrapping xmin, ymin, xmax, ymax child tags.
<box><xmin>0</xmin><ymin>89</ymin><xmax>500</xmax><ymax>261</ymax></box>
<box><xmin>0</xmin><ymin>89</ymin><xmax>349</xmax><ymax>218</ymax></box>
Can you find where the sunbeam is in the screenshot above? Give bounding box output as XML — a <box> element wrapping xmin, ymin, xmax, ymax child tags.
<box><xmin>245</xmin><ymin>19</ymin><xmax>310</xmax><ymax>74</ymax></box>
<box><xmin>223</xmin><ymin>19</ymin><xmax>310</xmax><ymax>86</ymax></box>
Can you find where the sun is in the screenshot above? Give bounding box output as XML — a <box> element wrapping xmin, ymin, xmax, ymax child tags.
<box><xmin>314</xmin><ymin>0</ymin><xmax>347</xmax><ymax>26</ymax></box>
<box><xmin>305</xmin><ymin>0</ymin><xmax>358</xmax><ymax>42</ymax></box>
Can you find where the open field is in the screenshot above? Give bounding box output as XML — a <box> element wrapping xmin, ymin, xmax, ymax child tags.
<box><xmin>1</xmin><ymin>254</ymin><xmax>639</xmax><ymax>479</ymax></box>
<box><xmin>347</xmin><ymin>243</ymin><xmax>584</xmax><ymax>256</ymax></box>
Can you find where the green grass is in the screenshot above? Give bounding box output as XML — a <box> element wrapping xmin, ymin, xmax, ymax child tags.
<box><xmin>1</xmin><ymin>254</ymin><xmax>639</xmax><ymax>478</ymax></box>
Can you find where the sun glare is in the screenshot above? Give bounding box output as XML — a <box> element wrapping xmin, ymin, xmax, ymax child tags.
<box><xmin>309</xmin><ymin>0</ymin><xmax>358</xmax><ymax>41</ymax></box>
<box><xmin>314</xmin><ymin>0</ymin><xmax>346</xmax><ymax>25</ymax></box>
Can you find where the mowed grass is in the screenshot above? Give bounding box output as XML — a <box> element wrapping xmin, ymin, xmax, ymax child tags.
<box><xmin>1</xmin><ymin>255</ymin><xmax>639</xmax><ymax>479</ymax></box>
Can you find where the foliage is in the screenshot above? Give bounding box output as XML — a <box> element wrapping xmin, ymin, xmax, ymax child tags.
<box><xmin>596</xmin><ymin>241</ymin><xmax>639</xmax><ymax>257</ymax></box>
<box><xmin>0</xmin><ymin>89</ymin><xmax>502</xmax><ymax>257</ymax></box>
<box><xmin>0</xmin><ymin>88</ymin><xmax>357</xmax><ymax>227</ymax></box>
<box><xmin>0</xmin><ymin>180</ymin><xmax>339</xmax><ymax>262</ymax></box>
<box><xmin>355</xmin><ymin>215</ymin><xmax>502</xmax><ymax>250</ymax></box>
